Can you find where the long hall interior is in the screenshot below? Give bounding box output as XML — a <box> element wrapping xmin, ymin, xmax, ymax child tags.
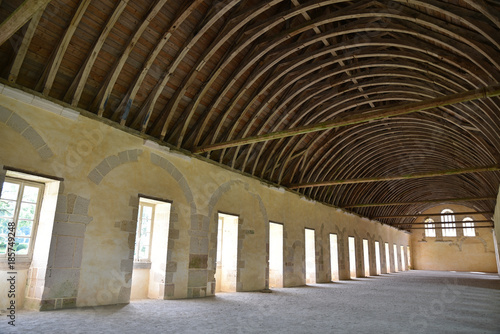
<box><xmin>0</xmin><ymin>0</ymin><xmax>499</xmax><ymax>333</ymax></box>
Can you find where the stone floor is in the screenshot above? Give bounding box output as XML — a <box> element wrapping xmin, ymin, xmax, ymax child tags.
<box><xmin>2</xmin><ymin>270</ymin><xmax>500</xmax><ymax>333</ymax></box>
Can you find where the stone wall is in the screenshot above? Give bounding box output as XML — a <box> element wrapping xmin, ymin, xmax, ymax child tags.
<box><xmin>411</xmin><ymin>204</ymin><xmax>497</xmax><ymax>272</ymax></box>
<box><xmin>0</xmin><ymin>86</ymin><xmax>410</xmax><ymax>310</ymax></box>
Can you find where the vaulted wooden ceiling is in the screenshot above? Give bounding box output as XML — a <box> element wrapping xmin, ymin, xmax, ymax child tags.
<box><xmin>1</xmin><ymin>0</ymin><xmax>499</xmax><ymax>230</ymax></box>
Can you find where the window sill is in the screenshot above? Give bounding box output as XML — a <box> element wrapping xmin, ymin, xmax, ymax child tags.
<box><xmin>133</xmin><ymin>261</ymin><xmax>152</xmax><ymax>269</ymax></box>
<box><xmin>0</xmin><ymin>258</ymin><xmax>31</xmax><ymax>270</ymax></box>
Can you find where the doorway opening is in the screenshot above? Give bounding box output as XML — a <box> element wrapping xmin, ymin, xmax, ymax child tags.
<box><xmin>269</xmin><ymin>222</ymin><xmax>283</xmax><ymax>288</ymax></box>
<box><xmin>329</xmin><ymin>234</ymin><xmax>339</xmax><ymax>281</ymax></box>
<box><xmin>407</xmin><ymin>246</ymin><xmax>411</xmax><ymax>269</ymax></box>
<box><xmin>385</xmin><ymin>242</ymin><xmax>390</xmax><ymax>273</ymax></box>
<box><xmin>374</xmin><ymin>241</ymin><xmax>381</xmax><ymax>275</ymax></box>
<box><xmin>363</xmin><ymin>239</ymin><xmax>370</xmax><ymax>277</ymax></box>
<box><xmin>305</xmin><ymin>228</ymin><xmax>316</xmax><ymax>284</ymax></box>
<box><xmin>215</xmin><ymin>213</ymin><xmax>239</xmax><ymax>293</ymax></box>
<box><xmin>348</xmin><ymin>236</ymin><xmax>356</xmax><ymax>279</ymax></box>
<box><xmin>400</xmin><ymin>245</ymin><xmax>406</xmax><ymax>271</ymax></box>
<box><xmin>131</xmin><ymin>197</ymin><xmax>171</xmax><ymax>299</ymax></box>
<box><xmin>393</xmin><ymin>244</ymin><xmax>398</xmax><ymax>272</ymax></box>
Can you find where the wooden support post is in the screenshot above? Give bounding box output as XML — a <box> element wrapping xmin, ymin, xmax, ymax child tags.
<box><xmin>193</xmin><ymin>84</ymin><xmax>500</xmax><ymax>153</ymax></box>
<box><xmin>290</xmin><ymin>165</ymin><xmax>500</xmax><ymax>189</ymax></box>
<box><xmin>342</xmin><ymin>196</ymin><xmax>497</xmax><ymax>208</ymax></box>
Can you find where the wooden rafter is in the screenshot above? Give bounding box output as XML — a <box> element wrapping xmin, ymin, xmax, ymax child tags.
<box><xmin>113</xmin><ymin>0</ymin><xmax>206</xmax><ymax>125</ymax></box>
<box><xmin>8</xmin><ymin>4</ymin><xmax>45</xmax><ymax>83</ymax></box>
<box><xmin>0</xmin><ymin>0</ymin><xmax>50</xmax><ymax>46</ymax></box>
<box><xmin>67</xmin><ymin>0</ymin><xmax>129</xmax><ymax>107</ymax></box>
<box><xmin>342</xmin><ymin>196</ymin><xmax>497</xmax><ymax>209</ymax></box>
<box><xmin>41</xmin><ymin>0</ymin><xmax>92</xmax><ymax>96</ymax></box>
<box><xmin>94</xmin><ymin>0</ymin><xmax>170</xmax><ymax>116</ymax></box>
<box><xmin>194</xmin><ymin>84</ymin><xmax>500</xmax><ymax>153</ymax></box>
<box><xmin>289</xmin><ymin>165</ymin><xmax>500</xmax><ymax>189</ymax></box>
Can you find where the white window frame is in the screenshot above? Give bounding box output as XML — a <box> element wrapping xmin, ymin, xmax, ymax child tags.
<box><xmin>462</xmin><ymin>217</ymin><xmax>475</xmax><ymax>237</ymax></box>
<box><xmin>0</xmin><ymin>177</ymin><xmax>44</xmax><ymax>260</ymax></box>
<box><xmin>441</xmin><ymin>209</ymin><xmax>456</xmax><ymax>237</ymax></box>
<box><xmin>424</xmin><ymin>218</ymin><xmax>436</xmax><ymax>237</ymax></box>
<box><xmin>134</xmin><ymin>202</ymin><xmax>155</xmax><ymax>262</ymax></box>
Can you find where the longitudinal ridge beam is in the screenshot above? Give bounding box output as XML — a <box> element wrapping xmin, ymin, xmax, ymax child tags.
<box><xmin>342</xmin><ymin>196</ymin><xmax>497</xmax><ymax>208</ymax></box>
<box><xmin>193</xmin><ymin>84</ymin><xmax>500</xmax><ymax>153</ymax></box>
<box><xmin>373</xmin><ymin>211</ymin><xmax>493</xmax><ymax>219</ymax></box>
<box><xmin>290</xmin><ymin>165</ymin><xmax>500</xmax><ymax>189</ymax></box>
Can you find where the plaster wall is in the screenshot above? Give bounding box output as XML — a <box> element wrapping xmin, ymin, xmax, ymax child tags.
<box><xmin>0</xmin><ymin>87</ymin><xmax>409</xmax><ymax>310</ymax></box>
<box><xmin>410</xmin><ymin>204</ymin><xmax>497</xmax><ymax>272</ymax></box>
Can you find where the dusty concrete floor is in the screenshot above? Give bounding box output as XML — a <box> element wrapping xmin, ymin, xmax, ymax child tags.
<box><xmin>2</xmin><ymin>270</ymin><xmax>499</xmax><ymax>334</ymax></box>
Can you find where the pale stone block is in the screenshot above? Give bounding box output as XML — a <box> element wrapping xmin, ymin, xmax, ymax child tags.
<box><xmin>95</xmin><ymin>159</ymin><xmax>111</xmax><ymax>176</ymax></box>
<box><xmin>54</xmin><ymin>236</ymin><xmax>76</xmax><ymax>268</ymax></box>
<box><xmin>54</xmin><ymin>213</ymin><xmax>69</xmax><ymax>222</ymax></box>
<box><xmin>0</xmin><ymin>105</ymin><xmax>13</xmax><ymax>123</ymax></box>
<box><xmin>56</xmin><ymin>195</ymin><xmax>67</xmax><ymax>213</ymax></box>
<box><xmin>106</xmin><ymin>155</ymin><xmax>120</xmax><ymax>169</ymax></box>
<box><xmin>68</xmin><ymin>214</ymin><xmax>92</xmax><ymax>224</ymax></box>
<box><xmin>73</xmin><ymin>196</ymin><xmax>90</xmax><ymax>215</ymax></box>
<box><xmin>6</xmin><ymin>112</ymin><xmax>29</xmax><ymax>133</ymax></box>
<box><xmin>37</xmin><ymin>145</ymin><xmax>54</xmax><ymax>159</ymax></box>
<box><xmin>188</xmin><ymin>230</ymin><xmax>207</xmax><ymax>238</ymax></box>
<box><xmin>117</xmin><ymin>287</ymin><xmax>131</xmax><ymax>303</ymax></box>
<box><xmin>43</xmin><ymin>268</ymin><xmax>80</xmax><ymax>298</ymax></box>
<box><xmin>190</xmin><ymin>237</ymin><xmax>200</xmax><ymax>253</ymax></box>
<box><xmin>187</xmin><ymin>270</ymin><xmax>207</xmax><ymax>287</ymax></box>
<box><xmin>53</xmin><ymin>221</ymin><xmax>85</xmax><ymax>237</ymax></box>
<box><xmin>60</xmin><ymin>107</ymin><xmax>79</xmax><ymax>121</ymax></box>
<box><xmin>118</xmin><ymin>150</ymin><xmax>129</xmax><ymax>164</ymax></box>
<box><xmin>66</xmin><ymin>194</ymin><xmax>77</xmax><ymax>213</ymax></box>
<box><xmin>199</xmin><ymin>237</ymin><xmax>209</xmax><ymax>253</ymax></box>
<box><xmin>73</xmin><ymin>238</ymin><xmax>84</xmax><ymax>268</ymax></box>
<box><xmin>127</xmin><ymin>149</ymin><xmax>139</xmax><ymax>161</ymax></box>
<box><xmin>166</xmin><ymin>261</ymin><xmax>177</xmax><ymax>272</ymax></box>
<box><xmin>150</xmin><ymin>152</ymin><xmax>162</xmax><ymax>166</ymax></box>
<box><xmin>32</xmin><ymin>96</ymin><xmax>64</xmax><ymax>115</ymax></box>
<box><xmin>3</xmin><ymin>86</ymin><xmax>34</xmax><ymax>104</ymax></box>
<box><xmin>120</xmin><ymin>259</ymin><xmax>133</xmax><ymax>272</ymax></box>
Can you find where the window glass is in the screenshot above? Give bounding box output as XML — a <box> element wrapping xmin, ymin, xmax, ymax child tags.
<box><xmin>135</xmin><ymin>203</ymin><xmax>154</xmax><ymax>262</ymax></box>
<box><xmin>463</xmin><ymin>217</ymin><xmax>475</xmax><ymax>237</ymax></box>
<box><xmin>441</xmin><ymin>209</ymin><xmax>456</xmax><ymax>237</ymax></box>
<box><xmin>0</xmin><ymin>178</ymin><xmax>43</xmax><ymax>257</ymax></box>
<box><xmin>424</xmin><ymin>218</ymin><xmax>436</xmax><ymax>237</ymax></box>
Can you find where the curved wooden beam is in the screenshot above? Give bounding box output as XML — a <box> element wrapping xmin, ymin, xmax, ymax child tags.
<box><xmin>93</xmin><ymin>0</ymin><xmax>170</xmax><ymax>116</ymax></box>
<box><xmin>41</xmin><ymin>0</ymin><xmax>92</xmax><ymax>96</ymax></box>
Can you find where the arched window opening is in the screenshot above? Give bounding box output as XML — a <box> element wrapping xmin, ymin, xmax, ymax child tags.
<box><xmin>441</xmin><ymin>209</ymin><xmax>456</xmax><ymax>237</ymax></box>
<box><xmin>424</xmin><ymin>218</ymin><xmax>436</xmax><ymax>237</ymax></box>
<box><xmin>462</xmin><ymin>217</ymin><xmax>475</xmax><ymax>237</ymax></box>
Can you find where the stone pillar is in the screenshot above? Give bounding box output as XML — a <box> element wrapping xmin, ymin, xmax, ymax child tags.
<box><xmin>338</xmin><ymin>235</ymin><xmax>350</xmax><ymax>280</ymax></box>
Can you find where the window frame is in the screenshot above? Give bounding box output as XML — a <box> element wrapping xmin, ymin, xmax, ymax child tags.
<box><xmin>424</xmin><ymin>218</ymin><xmax>436</xmax><ymax>237</ymax></box>
<box><xmin>0</xmin><ymin>177</ymin><xmax>44</xmax><ymax>260</ymax></box>
<box><xmin>134</xmin><ymin>201</ymin><xmax>155</xmax><ymax>263</ymax></box>
<box><xmin>462</xmin><ymin>217</ymin><xmax>475</xmax><ymax>237</ymax></box>
<box><xmin>441</xmin><ymin>209</ymin><xmax>456</xmax><ymax>237</ymax></box>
